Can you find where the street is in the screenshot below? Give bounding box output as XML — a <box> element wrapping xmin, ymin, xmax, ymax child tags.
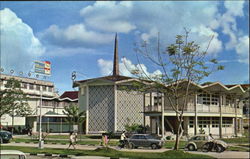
<box><xmin>5</xmin><ymin>142</ymin><xmax>250</xmax><ymax>159</ymax></box>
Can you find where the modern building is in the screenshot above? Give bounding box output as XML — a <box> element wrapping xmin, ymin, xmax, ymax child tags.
<box><xmin>144</xmin><ymin>81</ymin><xmax>247</xmax><ymax>138</ymax></box>
<box><xmin>74</xmin><ymin>34</ymin><xmax>146</xmax><ymax>134</ymax></box>
<box><xmin>74</xmin><ymin>34</ymin><xmax>247</xmax><ymax>138</ymax></box>
<box><xmin>0</xmin><ymin>73</ymin><xmax>78</xmax><ymax>133</ymax></box>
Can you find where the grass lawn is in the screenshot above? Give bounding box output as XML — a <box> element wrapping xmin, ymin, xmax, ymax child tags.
<box><xmin>221</xmin><ymin>137</ymin><xmax>249</xmax><ymax>143</ymax></box>
<box><xmin>0</xmin><ymin>146</ymin><xmax>213</xmax><ymax>159</ymax></box>
<box><xmin>164</xmin><ymin>141</ymin><xmax>186</xmax><ymax>149</ymax></box>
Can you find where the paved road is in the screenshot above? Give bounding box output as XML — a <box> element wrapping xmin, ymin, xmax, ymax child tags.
<box><xmin>189</xmin><ymin>150</ymin><xmax>249</xmax><ymax>159</ymax></box>
<box><xmin>5</xmin><ymin>143</ymin><xmax>250</xmax><ymax>159</ymax></box>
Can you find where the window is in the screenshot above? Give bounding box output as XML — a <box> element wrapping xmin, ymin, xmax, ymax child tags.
<box><xmin>36</xmin><ymin>85</ymin><xmax>40</xmax><ymax>91</ymax></box>
<box><xmin>211</xmin><ymin>94</ymin><xmax>219</xmax><ymax>105</ymax></box>
<box><xmin>132</xmin><ymin>135</ymin><xmax>140</xmax><ymax>139</ymax></box>
<box><xmin>154</xmin><ymin>96</ymin><xmax>162</xmax><ymax>106</ymax></box>
<box><xmin>198</xmin><ymin>93</ymin><xmax>210</xmax><ymax>105</ymax></box>
<box><xmin>189</xmin><ymin>120</ymin><xmax>194</xmax><ymax>128</ymax></box>
<box><xmin>222</xmin><ymin>118</ymin><xmax>232</xmax><ymax>127</ymax></box>
<box><xmin>29</xmin><ymin>84</ymin><xmax>34</xmax><ymax>90</ymax></box>
<box><xmin>48</xmin><ymin>87</ymin><xmax>53</xmax><ymax>92</ymax></box>
<box><xmin>212</xmin><ymin>117</ymin><xmax>219</xmax><ymax>127</ymax></box>
<box><xmin>22</xmin><ymin>83</ymin><xmax>27</xmax><ymax>89</ymax></box>
<box><xmin>198</xmin><ymin>117</ymin><xmax>210</xmax><ymax>128</ymax></box>
<box><xmin>42</xmin><ymin>85</ymin><xmax>46</xmax><ymax>91</ymax></box>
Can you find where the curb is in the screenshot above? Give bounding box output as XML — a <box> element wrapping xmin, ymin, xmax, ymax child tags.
<box><xmin>26</xmin><ymin>153</ymin><xmax>70</xmax><ymax>158</ymax></box>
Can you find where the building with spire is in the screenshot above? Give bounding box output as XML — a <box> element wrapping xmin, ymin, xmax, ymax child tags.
<box><xmin>73</xmin><ymin>34</ymin><xmax>146</xmax><ymax>134</ymax></box>
<box><xmin>74</xmin><ymin>34</ymin><xmax>247</xmax><ymax>138</ymax></box>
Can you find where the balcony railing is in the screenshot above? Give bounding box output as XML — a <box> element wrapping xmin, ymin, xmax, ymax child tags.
<box><xmin>145</xmin><ymin>105</ymin><xmax>162</xmax><ymax>112</ymax></box>
<box><xmin>145</xmin><ymin>104</ymin><xmax>242</xmax><ymax>115</ymax></box>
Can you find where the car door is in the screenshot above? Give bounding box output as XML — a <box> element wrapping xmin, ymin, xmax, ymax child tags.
<box><xmin>130</xmin><ymin>135</ymin><xmax>140</xmax><ymax>147</ymax></box>
<box><xmin>195</xmin><ymin>136</ymin><xmax>206</xmax><ymax>149</ymax></box>
<box><xmin>138</xmin><ymin>135</ymin><xmax>147</xmax><ymax>147</ymax></box>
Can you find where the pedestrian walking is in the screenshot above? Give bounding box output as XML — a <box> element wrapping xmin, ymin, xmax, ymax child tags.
<box><xmin>67</xmin><ymin>132</ymin><xmax>76</xmax><ymax>149</ymax></box>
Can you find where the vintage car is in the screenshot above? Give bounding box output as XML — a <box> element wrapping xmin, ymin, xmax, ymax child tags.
<box><xmin>125</xmin><ymin>134</ymin><xmax>164</xmax><ymax>149</ymax></box>
<box><xmin>185</xmin><ymin>134</ymin><xmax>228</xmax><ymax>152</ymax></box>
<box><xmin>0</xmin><ymin>150</ymin><xmax>26</xmax><ymax>159</ymax></box>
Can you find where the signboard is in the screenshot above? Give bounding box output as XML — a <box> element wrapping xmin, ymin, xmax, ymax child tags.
<box><xmin>34</xmin><ymin>61</ymin><xmax>51</xmax><ymax>75</ymax></box>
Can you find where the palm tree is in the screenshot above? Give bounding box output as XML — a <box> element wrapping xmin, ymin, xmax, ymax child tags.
<box><xmin>63</xmin><ymin>104</ymin><xmax>86</xmax><ymax>134</ymax></box>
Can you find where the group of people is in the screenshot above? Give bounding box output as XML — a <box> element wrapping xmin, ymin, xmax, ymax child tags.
<box><xmin>67</xmin><ymin>131</ymin><xmax>128</xmax><ymax>149</ymax></box>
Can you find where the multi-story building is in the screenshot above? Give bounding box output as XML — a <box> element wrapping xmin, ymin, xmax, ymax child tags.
<box><xmin>74</xmin><ymin>35</ymin><xmax>247</xmax><ymax>138</ymax></box>
<box><xmin>0</xmin><ymin>74</ymin><xmax>78</xmax><ymax>133</ymax></box>
<box><xmin>144</xmin><ymin>82</ymin><xmax>247</xmax><ymax>138</ymax></box>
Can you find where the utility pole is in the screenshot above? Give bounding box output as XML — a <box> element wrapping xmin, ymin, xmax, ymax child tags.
<box><xmin>38</xmin><ymin>90</ymin><xmax>43</xmax><ymax>149</ymax></box>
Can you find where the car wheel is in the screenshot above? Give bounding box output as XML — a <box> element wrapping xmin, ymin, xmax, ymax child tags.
<box><xmin>151</xmin><ymin>143</ymin><xmax>158</xmax><ymax>149</ymax></box>
<box><xmin>128</xmin><ymin>142</ymin><xmax>134</xmax><ymax>149</ymax></box>
<box><xmin>215</xmin><ymin>144</ymin><xmax>224</xmax><ymax>153</ymax></box>
<box><xmin>187</xmin><ymin>144</ymin><xmax>196</xmax><ymax>151</ymax></box>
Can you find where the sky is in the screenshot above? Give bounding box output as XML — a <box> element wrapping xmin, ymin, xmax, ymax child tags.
<box><xmin>0</xmin><ymin>1</ymin><xmax>249</xmax><ymax>94</ymax></box>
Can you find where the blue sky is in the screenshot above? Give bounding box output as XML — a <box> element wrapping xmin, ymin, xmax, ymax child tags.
<box><xmin>0</xmin><ymin>1</ymin><xmax>249</xmax><ymax>94</ymax></box>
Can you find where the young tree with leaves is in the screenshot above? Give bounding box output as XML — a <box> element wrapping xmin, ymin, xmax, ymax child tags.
<box><xmin>63</xmin><ymin>104</ymin><xmax>86</xmax><ymax>133</ymax></box>
<box><xmin>126</xmin><ymin>30</ymin><xmax>224</xmax><ymax>150</ymax></box>
<box><xmin>0</xmin><ymin>78</ymin><xmax>32</xmax><ymax>134</ymax></box>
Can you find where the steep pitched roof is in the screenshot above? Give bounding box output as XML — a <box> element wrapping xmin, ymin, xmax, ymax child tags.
<box><xmin>60</xmin><ymin>91</ymin><xmax>78</xmax><ymax>100</ymax></box>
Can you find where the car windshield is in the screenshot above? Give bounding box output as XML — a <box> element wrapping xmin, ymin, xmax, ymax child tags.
<box><xmin>146</xmin><ymin>135</ymin><xmax>157</xmax><ymax>139</ymax></box>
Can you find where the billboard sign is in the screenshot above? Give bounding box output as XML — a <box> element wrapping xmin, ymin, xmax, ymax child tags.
<box><xmin>34</xmin><ymin>61</ymin><xmax>51</xmax><ymax>75</ymax></box>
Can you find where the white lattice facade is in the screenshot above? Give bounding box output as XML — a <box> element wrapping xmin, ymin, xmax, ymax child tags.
<box><xmin>88</xmin><ymin>85</ymin><xmax>115</xmax><ymax>132</ymax></box>
<box><xmin>76</xmin><ymin>80</ymin><xmax>145</xmax><ymax>134</ymax></box>
<box><xmin>116</xmin><ymin>86</ymin><xmax>144</xmax><ymax>131</ymax></box>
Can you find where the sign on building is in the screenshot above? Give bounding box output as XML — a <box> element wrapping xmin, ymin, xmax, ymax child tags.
<box><xmin>34</xmin><ymin>61</ymin><xmax>51</xmax><ymax>75</ymax></box>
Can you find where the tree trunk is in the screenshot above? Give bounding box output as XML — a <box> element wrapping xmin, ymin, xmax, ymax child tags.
<box><xmin>174</xmin><ymin>116</ymin><xmax>184</xmax><ymax>150</ymax></box>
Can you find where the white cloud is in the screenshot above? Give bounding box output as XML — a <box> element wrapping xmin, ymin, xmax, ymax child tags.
<box><xmin>45</xmin><ymin>46</ymin><xmax>103</xmax><ymax>57</ymax></box>
<box><xmin>97</xmin><ymin>59</ymin><xmax>113</xmax><ymax>76</ymax></box>
<box><xmin>80</xmin><ymin>1</ymin><xmax>222</xmax><ymax>55</ymax></box>
<box><xmin>224</xmin><ymin>1</ymin><xmax>245</xmax><ymax>17</ymax></box>
<box><xmin>235</xmin><ymin>36</ymin><xmax>249</xmax><ymax>64</ymax></box>
<box><xmin>217</xmin><ymin>1</ymin><xmax>246</xmax><ymax>50</ymax></box>
<box><xmin>80</xmin><ymin>1</ymin><xmax>136</xmax><ymax>33</ymax></box>
<box><xmin>97</xmin><ymin>57</ymin><xmax>162</xmax><ymax>78</ymax></box>
<box><xmin>0</xmin><ymin>8</ymin><xmax>45</xmax><ymax>73</ymax></box>
<box><xmin>40</xmin><ymin>24</ymin><xmax>114</xmax><ymax>47</ymax></box>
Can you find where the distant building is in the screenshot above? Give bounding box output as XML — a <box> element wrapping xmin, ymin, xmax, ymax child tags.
<box><xmin>0</xmin><ymin>74</ymin><xmax>78</xmax><ymax>133</ymax></box>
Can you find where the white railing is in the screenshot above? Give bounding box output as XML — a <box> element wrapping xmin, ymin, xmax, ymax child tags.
<box><xmin>145</xmin><ymin>105</ymin><xmax>162</xmax><ymax>112</ymax></box>
<box><xmin>161</xmin><ymin>104</ymin><xmax>242</xmax><ymax>114</ymax></box>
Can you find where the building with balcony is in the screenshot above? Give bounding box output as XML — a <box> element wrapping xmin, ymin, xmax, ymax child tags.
<box><xmin>74</xmin><ymin>34</ymin><xmax>248</xmax><ymax>138</ymax></box>
<box><xmin>144</xmin><ymin>82</ymin><xmax>247</xmax><ymax>138</ymax></box>
<box><xmin>0</xmin><ymin>74</ymin><xmax>78</xmax><ymax>133</ymax></box>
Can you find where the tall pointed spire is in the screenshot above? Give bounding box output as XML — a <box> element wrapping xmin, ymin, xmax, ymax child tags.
<box><xmin>113</xmin><ymin>33</ymin><xmax>119</xmax><ymax>76</ymax></box>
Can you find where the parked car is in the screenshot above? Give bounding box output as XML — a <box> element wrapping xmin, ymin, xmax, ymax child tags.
<box><xmin>0</xmin><ymin>150</ymin><xmax>26</xmax><ymax>159</ymax></box>
<box><xmin>185</xmin><ymin>134</ymin><xmax>228</xmax><ymax>152</ymax></box>
<box><xmin>125</xmin><ymin>134</ymin><xmax>164</xmax><ymax>149</ymax></box>
<box><xmin>0</xmin><ymin>130</ymin><xmax>12</xmax><ymax>143</ymax></box>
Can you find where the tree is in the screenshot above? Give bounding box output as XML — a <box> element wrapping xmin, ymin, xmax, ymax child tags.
<box><xmin>63</xmin><ymin>104</ymin><xmax>86</xmax><ymax>133</ymax></box>
<box><xmin>125</xmin><ymin>30</ymin><xmax>224</xmax><ymax>150</ymax></box>
<box><xmin>0</xmin><ymin>78</ymin><xmax>32</xmax><ymax>133</ymax></box>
